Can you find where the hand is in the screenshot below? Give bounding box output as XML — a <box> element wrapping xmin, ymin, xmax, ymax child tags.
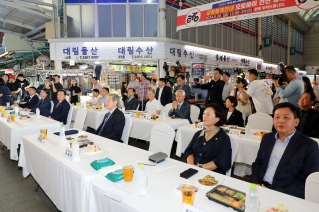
<box><xmin>283</xmin><ymin>81</ymin><xmax>288</xmax><ymax>86</ymax></box>
<box><xmin>273</xmin><ymin>79</ymin><xmax>280</xmax><ymax>88</ymax></box>
<box><xmin>172</xmin><ymin>101</ymin><xmax>178</xmax><ymax>109</ymax></box>
<box><xmin>203</xmin><ymin>75</ymin><xmax>211</xmax><ymax>82</ymax></box>
<box><xmin>133</xmin><ymin>86</ymin><xmax>138</xmax><ymax>89</ymax></box>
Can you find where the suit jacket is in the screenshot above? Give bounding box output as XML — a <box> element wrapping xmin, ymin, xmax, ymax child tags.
<box><xmin>156</xmin><ymin>86</ymin><xmax>172</xmax><ymax>106</ymax></box>
<box><xmin>297</xmin><ymin>108</ymin><xmax>319</xmax><ymax>138</ymax></box>
<box><xmin>30</xmin><ymin>97</ymin><xmax>51</xmax><ymax>117</ymax></box>
<box><xmin>124</xmin><ymin>97</ymin><xmax>138</xmax><ymax>110</ymax></box>
<box><xmin>168</xmin><ymin>100</ymin><xmax>192</xmax><ymax>124</ymax></box>
<box><xmin>96</xmin><ymin>108</ymin><xmax>125</xmax><ymax>143</ymax></box>
<box><xmin>50</xmin><ymin>99</ymin><xmax>70</xmax><ymax>125</ymax></box>
<box><xmin>19</xmin><ymin>94</ymin><xmax>39</xmax><ymax>109</ymax></box>
<box><xmin>227</xmin><ymin>109</ymin><xmax>244</xmax><ymax>127</ymax></box>
<box><xmin>251</xmin><ymin>131</ymin><xmax>319</xmax><ymax>199</ymax></box>
<box><xmin>201</xmin><ymin>79</ymin><xmax>225</xmax><ymax>106</ymax></box>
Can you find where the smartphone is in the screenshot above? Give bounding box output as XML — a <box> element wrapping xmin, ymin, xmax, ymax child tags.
<box><xmin>180</xmin><ymin>168</ymin><xmax>198</xmax><ymax>179</ymax></box>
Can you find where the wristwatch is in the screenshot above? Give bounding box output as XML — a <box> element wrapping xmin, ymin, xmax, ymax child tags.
<box><xmin>198</xmin><ymin>164</ymin><xmax>203</xmax><ymax>168</ymax></box>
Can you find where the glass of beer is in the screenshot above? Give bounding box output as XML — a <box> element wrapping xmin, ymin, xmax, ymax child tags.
<box><xmin>3</xmin><ymin>110</ymin><xmax>7</xmax><ymax>117</ymax></box>
<box><xmin>122</xmin><ymin>162</ymin><xmax>134</xmax><ymax>182</ymax></box>
<box><xmin>86</xmin><ymin>104</ymin><xmax>91</xmax><ymax>109</ymax></box>
<box><xmin>152</xmin><ymin>114</ymin><xmax>157</xmax><ymax>120</ymax></box>
<box><xmin>136</xmin><ymin>111</ymin><xmax>141</xmax><ymax>118</ymax></box>
<box><xmin>97</xmin><ymin>105</ymin><xmax>102</xmax><ymax>111</ymax></box>
<box><xmin>0</xmin><ymin>106</ymin><xmax>2</xmax><ymax>112</ymax></box>
<box><xmin>181</xmin><ymin>183</ymin><xmax>196</xmax><ymax>206</ymax></box>
<box><xmin>260</xmin><ymin>131</ymin><xmax>266</xmax><ymax>140</ymax></box>
<box><xmin>194</xmin><ymin>120</ymin><xmax>200</xmax><ymax>128</ymax></box>
<box><xmin>40</xmin><ymin>129</ymin><xmax>47</xmax><ymax>139</ymax></box>
<box><xmin>76</xmin><ymin>102</ymin><xmax>80</xmax><ymax>108</ymax></box>
<box><xmin>10</xmin><ymin>115</ymin><xmax>15</xmax><ymax>122</ymax></box>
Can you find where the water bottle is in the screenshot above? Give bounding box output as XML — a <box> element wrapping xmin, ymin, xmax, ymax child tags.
<box><xmin>17</xmin><ymin>95</ymin><xmax>20</xmax><ymax>103</ymax></box>
<box><xmin>136</xmin><ymin>164</ymin><xmax>148</xmax><ymax>197</ymax></box>
<box><xmin>36</xmin><ymin>108</ymin><xmax>40</xmax><ymax>118</ymax></box>
<box><xmin>60</xmin><ymin>122</ymin><xmax>65</xmax><ymax>138</ymax></box>
<box><xmin>245</xmin><ymin>183</ymin><xmax>259</xmax><ymax>212</ymax></box>
<box><xmin>72</xmin><ymin>139</ymin><xmax>80</xmax><ymax>162</ymax></box>
<box><xmin>14</xmin><ymin>106</ymin><xmax>19</xmax><ymax>117</ymax></box>
<box><xmin>245</xmin><ymin>122</ymin><xmax>251</xmax><ymax>137</ymax></box>
<box><xmin>195</xmin><ymin>93</ymin><xmax>198</xmax><ymax>100</ymax></box>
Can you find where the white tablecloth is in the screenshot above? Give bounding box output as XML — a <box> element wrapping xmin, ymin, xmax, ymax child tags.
<box><xmin>0</xmin><ymin>110</ymin><xmax>60</xmax><ymax>160</ymax></box>
<box><xmin>130</xmin><ymin>115</ymin><xmax>190</xmax><ymax>141</ymax></box>
<box><xmin>72</xmin><ymin>106</ymin><xmax>109</xmax><ymax>130</ymax></box>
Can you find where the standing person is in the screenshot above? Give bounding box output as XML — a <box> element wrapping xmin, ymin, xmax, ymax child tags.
<box><xmin>127</xmin><ymin>73</ymin><xmax>139</xmax><ymax>98</ymax></box>
<box><xmin>0</xmin><ymin>78</ymin><xmax>13</xmax><ymax>106</ymax></box>
<box><xmin>173</xmin><ymin>75</ymin><xmax>191</xmax><ymax>100</ymax></box>
<box><xmin>222</xmin><ymin>72</ymin><xmax>233</xmax><ymax>104</ymax></box>
<box><xmin>121</xmin><ymin>82</ymin><xmax>128</xmax><ymax>102</ymax></box>
<box><xmin>69</xmin><ymin>79</ymin><xmax>82</xmax><ymax>104</ymax></box>
<box><xmin>91</xmin><ymin>77</ymin><xmax>102</xmax><ymax>93</ymax></box>
<box><xmin>17</xmin><ymin>74</ymin><xmax>30</xmax><ymax>99</ymax></box>
<box><xmin>192</xmin><ymin>78</ymin><xmax>201</xmax><ymax>88</ymax></box>
<box><xmin>2</xmin><ymin>74</ymin><xmax>8</xmax><ymax>83</ymax></box>
<box><xmin>274</xmin><ymin>66</ymin><xmax>304</xmax><ymax>108</ymax></box>
<box><xmin>302</xmin><ymin>76</ymin><xmax>313</xmax><ymax>93</ymax></box>
<box><xmin>51</xmin><ymin>75</ymin><xmax>63</xmax><ymax>102</ymax></box>
<box><xmin>49</xmin><ymin>90</ymin><xmax>70</xmax><ymax>125</ymax></box>
<box><xmin>201</xmin><ymin>68</ymin><xmax>225</xmax><ymax>106</ymax></box>
<box><xmin>155</xmin><ymin>78</ymin><xmax>172</xmax><ymax>107</ymax></box>
<box><xmin>7</xmin><ymin>75</ymin><xmax>21</xmax><ymax>101</ymax></box>
<box><xmin>150</xmin><ymin>79</ymin><xmax>157</xmax><ymax>92</ymax></box>
<box><xmin>312</xmin><ymin>78</ymin><xmax>319</xmax><ymax>101</ymax></box>
<box><xmin>138</xmin><ymin>72</ymin><xmax>150</xmax><ymax>111</ymax></box>
<box><xmin>230</xmin><ymin>77</ymin><xmax>252</xmax><ymax>119</ymax></box>
<box><xmin>240</xmin><ymin>69</ymin><xmax>273</xmax><ymax>114</ymax></box>
<box><xmin>36</xmin><ymin>77</ymin><xmax>51</xmax><ymax>94</ymax></box>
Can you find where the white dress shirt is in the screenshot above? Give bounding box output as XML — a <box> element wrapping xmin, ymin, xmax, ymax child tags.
<box><xmin>145</xmin><ymin>98</ymin><xmax>162</xmax><ymax>114</ymax></box>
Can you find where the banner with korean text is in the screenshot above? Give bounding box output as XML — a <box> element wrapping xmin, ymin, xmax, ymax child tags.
<box><xmin>177</xmin><ymin>0</ymin><xmax>319</xmax><ymax>31</ymax></box>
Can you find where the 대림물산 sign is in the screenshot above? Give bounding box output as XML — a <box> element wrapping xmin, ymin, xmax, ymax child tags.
<box><xmin>176</xmin><ymin>0</ymin><xmax>319</xmax><ymax>31</ymax></box>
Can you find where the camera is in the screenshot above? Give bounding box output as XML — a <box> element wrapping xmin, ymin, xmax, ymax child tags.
<box><xmin>50</xmin><ymin>78</ymin><xmax>55</xmax><ymax>82</ymax></box>
<box><xmin>236</xmin><ymin>77</ymin><xmax>246</xmax><ymax>84</ymax></box>
<box><xmin>273</xmin><ymin>62</ymin><xmax>287</xmax><ymax>85</ymax></box>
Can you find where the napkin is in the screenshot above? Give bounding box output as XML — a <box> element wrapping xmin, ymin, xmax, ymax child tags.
<box><xmin>105</xmin><ymin>169</ymin><xmax>124</xmax><ymax>182</ymax></box>
<box><xmin>54</xmin><ymin>130</ymin><xmax>79</xmax><ymax>136</ymax></box>
<box><xmin>90</xmin><ymin>158</ymin><xmax>115</xmax><ymax>171</ymax></box>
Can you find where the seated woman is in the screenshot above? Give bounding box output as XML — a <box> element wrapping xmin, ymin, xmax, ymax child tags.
<box><xmin>23</xmin><ymin>89</ymin><xmax>51</xmax><ymax>117</ymax></box>
<box><xmin>0</xmin><ymin>78</ymin><xmax>13</xmax><ymax>106</ymax></box>
<box><xmin>184</xmin><ymin>103</ymin><xmax>232</xmax><ymax>175</ymax></box>
<box><xmin>225</xmin><ymin>96</ymin><xmax>244</xmax><ymax>127</ymax></box>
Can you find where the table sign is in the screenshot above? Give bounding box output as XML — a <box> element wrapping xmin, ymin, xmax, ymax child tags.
<box><xmin>229</xmin><ymin>129</ymin><xmax>241</xmax><ymax>137</ymax></box>
<box><xmin>131</xmin><ymin>113</ymin><xmax>136</xmax><ymax>118</ymax></box>
<box><xmin>181</xmin><ymin>204</ymin><xmax>206</xmax><ymax>212</ymax></box>
<box><xmin>7</xmin><ymin>116</ymin><xmax>11</xmax><ymax>123</ymax></box>
<box><xmin>197</xmin><ymin>123</ymin><xmax>204</xmax><ymax>129</ymax></box>
<box><xmin>37</xmin><ymin>133</ymin><xmax>44</xmax><ymax>143</ymax></box>
<box><xmin>64</xmin><ymin>148</ymin><xmax>73</xmax><ymax>161</ymax></box>
<box><xmin>144</xmin><ymin>115</ymin><xmax>151</xmax><ymax>121</ymax></box>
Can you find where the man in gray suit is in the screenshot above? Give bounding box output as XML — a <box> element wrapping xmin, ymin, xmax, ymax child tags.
<box><xmin>124</xmin><ymin>88</ymin><xmax>138</xmax><ymax>110</ymax></box>
<box><xmin>168</xmin><ymin>90</ymin><xmax>192</xmax><ymax>124</ymax></box>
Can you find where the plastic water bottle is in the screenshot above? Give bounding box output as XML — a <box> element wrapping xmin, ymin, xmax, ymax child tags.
<box><xmin>136</xmin><ymin>164</ymin><xmax>148</xmax><ymax>197</ymax></box>
<box><xmin>72</xmin><ymin>139</ymin><xmax>80</xmax><ymax>162</ymax></box>
<box><xmin>60</xmin><ymin>122</ymin><xmax>65</xmax><ymax>138</ymax></box>
<box><xmin>36</xmin><ymin>108</ymin><xmax>40</xmax><ymax>118</ymax></box>
<box><xmin>195</xmin><ymin>93</ymin><xmax>198</xmax><ymax>100</ymax></box>
<box><xmin>245</xmin><ymin>183</ymin><xmax>259</xmax><ymax>212</ymax></box>
<box><xmin>245</xmin><ymin>122</ymin><xmax>251</xmax><ymax>137</ymax></box>
<box><xmin>17</xmin><ymin>95</ymin><xmax>20</xmax><ymax>103</ymax></box>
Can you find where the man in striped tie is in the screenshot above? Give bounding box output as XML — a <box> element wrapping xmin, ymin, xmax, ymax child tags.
<box><xmin>96</xmin><ymin>94</ymin><xmax>125</xmax><ymax>143</ymax></box>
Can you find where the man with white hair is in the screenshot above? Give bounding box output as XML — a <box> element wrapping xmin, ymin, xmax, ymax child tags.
<box><xmin>145</xmin><ymin>88</ymin><xmax>161</xmax><ymax>115</ymax></box>
<box><xmin>168</xmin><ymin>90</ymin><xmax>192</xmax><ymax>124</ymax></box>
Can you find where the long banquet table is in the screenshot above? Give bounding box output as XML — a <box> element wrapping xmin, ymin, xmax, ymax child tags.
<box><xmin>18</xmin><ymin>131</ymin><xmax>319</xmax><ymax>212</ymax></box>
<box><xmin>0</xmin><ymin>110</ymin><xmax>60</xmax><ymax>160</ymax></box>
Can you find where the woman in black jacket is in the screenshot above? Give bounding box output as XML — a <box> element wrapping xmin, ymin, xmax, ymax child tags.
<box><xmin>225</xmin><ymin>96</ymin><xmax>244</xmax><ymax>127</ymax></box>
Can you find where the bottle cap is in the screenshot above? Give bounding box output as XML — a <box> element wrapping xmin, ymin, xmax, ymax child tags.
<box><xmin>138</xmin><ymin>164</ymin><xmax>144</xmax><ymax>168</ymax></box>
<box><xmin>250</xmin><ymin>183</ymin><xmax>257</xmax><ymax>189</ymax></box>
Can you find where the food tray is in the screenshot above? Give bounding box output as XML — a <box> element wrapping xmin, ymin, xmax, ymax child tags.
<box><xmin>206</xmin><ymin>185</ymin><xmax>245</xmax><ymax>212</ymax></box>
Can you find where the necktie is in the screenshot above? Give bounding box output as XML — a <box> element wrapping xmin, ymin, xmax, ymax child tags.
<box><xmin>126</xmin><ymin>97</ymin><xmax>131</xmax><ymax>103</ymax></box>
<box><xmin>178</xmin><ymin>104</ymin><xmax>181</xmax><ymax>110</ymax></box>
<box><xmin>98</xmin><ymin>112</ymin><xmax>111</xmax><ymax>135</ymax></box>
<box><xmin>56</xmin><ymin>102</ymin><xmax>61</xmax><ymax>108</ymax></box>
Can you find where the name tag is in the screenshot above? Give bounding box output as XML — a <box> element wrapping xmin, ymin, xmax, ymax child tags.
<box><xmin>38</xmin><ymin>133</ymin><xmax>44</xmax><ymax>143</ymax></box>
<box><xmin>131</xmin><ymin>113</ymin><xmax>136</xmax><ymax>118</ymax></box>
<box><xmin>64</xmin><ymin>148</ymin><xmax>73</xmax><ymax>161</ymax></box>
<box><xmin>197</xmin><ymin>123</ymin><xmax>204</xmax><ymax>129</ymax></box>
<box><xmin>7</xmin><ymin>116</ymin><xmax>11</xmax><ymax>123</ymax></box>
<box><xmin>144</xmin><ymin>115</ymin><xmax>151</xmax><ymax>121</ymax></box>
<box><xmin>229</xmin><ymin>129</ymin><xmax>241</xmax><ymax>137</ymax></box>
<box><xmin>181</xmin><ymin>204</ymin><xmax>206</xmax><ymax>212</ymax></box>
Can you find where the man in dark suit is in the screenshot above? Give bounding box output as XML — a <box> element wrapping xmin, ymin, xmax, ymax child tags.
<box><xmin>173</xmin><ymin>75</ymin><xmax>191</xmax><ymax>100</ymax></box>
<box><xmin>124</xmin><ymin>88</ymin><xmax>138</xmax><ymax>110</ymax></box>
<box><xmin>19</xmin><ymin>86</ymin><xmax>39</xmax><ymax>109</ymax></box>
<box><xmin>155</xmin><ymin>78</ymin><xmax>172</xmax><ymax>107</ymax></box>
<box><xmin>297</xmin><ymin>91</ymin><xmax>319</xmax><ymax>138</ymax></box>
<box><xmin>251</xmin><ymin>102</ymin><xmax>319</xmax><ymax>199</ymax></box>
<box><xmin>168</xmin><ymin>90</ymin><xmax>192</xmax><ymax>124</ymax></box>
<box><xmin>96</xmin><ymin>94</ymin><xmax>125</xmax><ymax>142</ymax></box>
<box><xmin>49</xmin><ymin>90</ymin><xmax>70</xmax><ymax>125</ymax></box>
<box><xmin>201</xmin><ymin>68</ymin><xmax>225</xmax><ymax>106</ymax></box>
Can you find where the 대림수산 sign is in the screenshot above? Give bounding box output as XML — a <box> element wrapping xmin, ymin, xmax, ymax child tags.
<box><xmin>176</xmin><ymin>0</ymin><xmax>319</xmax><ymax>31</ymax></box>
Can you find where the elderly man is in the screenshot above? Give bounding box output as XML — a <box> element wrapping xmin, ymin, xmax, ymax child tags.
<box><xmin>124</xmin><ymin>88</ymin><xmax>138</xmax><ymax>110</ymax></box>
<box><xmin>96</xmin><ymin>94</ymin><xmax>125</xmax><ymax>143</ymax></box>
<box><xmin>173</xmin><ymin>75</ymin><xmax>191</xmax><ymax>100</ymax></box>
<box><xmin>98</xmin><ymin>87</ymin><xmax>109</xmax><ymax>106</ymax></box>
<box><xmin>19</xmin><ymin>86</ymin><xmax>39</xmax><ymax>109</ymax></box>
<box><xmin>145</xmin><ymin>88</ymin><xmax>162</xmax><ymax>115</ymax></box>
<box><xmin>91</xmin><ymin>77</ymin><xmax>102</xmax><ymax>93</ymax></box>
<box><xmin>87</xmin><ymin>89</ymin><xmax>101</xmax><ymax>106</ymax></box>
<box><xmin>168</xmin><ymin>90</ymin><xmax>192</xmax><ymax>124</ymax></box>
<box><xmin>251</xmin><ymin>102</ymin><xmax>319</xmax><ymax>199</ymax></box>
<box><xmin>49</xmin><ymin>90</ymin><xmax>70</xmax><ymax>125</ymax></box>
<box><xmin>201</xmin><ymin>68</ymin><xmax>225</xmax><ymax>106</ymax></box>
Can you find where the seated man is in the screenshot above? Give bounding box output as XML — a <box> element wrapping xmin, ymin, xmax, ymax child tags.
<box><xmin>297</xmin><ymin>91</ymin><xmax>319</xmax><ymax>138</ymax></box>
<box><xmin>49</xmin><ymin>90</ymin><xmax>70</xmax><ymax>125</ymax></box>
<box><xmin>98</xmin><ymin>87</ymin><xmax>109</xmax><ymax>106</ymax></box>
<box><xmin>19</xmin><ymin>86</ymin><xmax>39</xmax><ymax>109</ymax></box>
<box><xmin>251</xmin><ymin>102</ymin><xmax>319</xmax><ymax>199</ymax></box>
<box><xmin>145</xmin><ymin>88</ymin><xmax>161</xmax><ymax>115</ymax></box>
<box><xmin>168</xmin><ymin>90</ymin><xmax>192</xmax><ymax>124</ymax></box>
<box><xmin>87</xmin><ymin>89</ymin><xmax>101</xmax><ymax>106</ymax></box>
<box><xmin>96</xmin><ymin>94</ymin><xmax>125</xmax><ymax>142</ymax></box>
<box><xmin>124</xmin><ymin>88</ymin><xmax>138</xmax><ymax>110</ymax></box>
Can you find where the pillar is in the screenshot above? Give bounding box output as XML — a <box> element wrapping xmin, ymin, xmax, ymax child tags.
<box><xmin>287</xmin><ymin>19</ymin><xmax>291</xmax><ymax>65</ymax></box>
<box><xmin>159</xmin><ymin>0</ymin><xmax>166</xmax><ymax>38</ymax></box>
<box><xmin>257</xmin><ymin>18</ymin><xmax>262</xmax><ymax>57</ymax></box>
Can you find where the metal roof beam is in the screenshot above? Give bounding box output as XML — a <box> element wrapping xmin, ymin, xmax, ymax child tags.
<box><xmin>20</xmin><ymin>23</ymin><xmax>45</xmax><ymax>39</ymax></box>
<box><xmin>22</xmin><ymin>14</ymin><xmax>38</xmax><ymax>25</ymax></box>
<box><xmin>3</xmin><ymin>8</ymin><xmax>17</xmax><ymax>20</ymax></box>
<box><xmin>0</xmin><ymin>17</ymin><xmax>35</xmax><ymax>30</ymax></box>
<box><xmin>0</xmin><ymin>29</ymin><xmax>23</xmax><ymax>37</ymax></box>
<box><xmin>29</xmin><ymin>32</ymin><xmax>45</xmax><ymax>40</ymax></box>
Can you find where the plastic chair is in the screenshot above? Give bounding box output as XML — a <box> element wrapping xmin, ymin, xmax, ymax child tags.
<box><xmin>50</xmin><ymin>101</ymin><xmax>54</xmax><ymax>113</ymax></box>
<box><xmin>64</xmin><ymin>102</ymin><xmax>74</xmax><ymax>129</ymax></box>
<box><xmin>164</xmin><ymin>103</ymin><xmax>172</xmax><ymax>116</ymax></box>
<box><xmin>226</xmin><ymin>136</ymin><xmax>238</xmax><ymax>176</ymax></box>
<box><xmin>247</xmin><ymin>112</ymin><xmax>273</xmax><ymax>131</ymax></box>
<box><xmin>148</xmin><ymin>123</ymin><xmax>175</xmax><ymax>156</ymax></box>
<box><xmin>305</xmin><ymin>172</ymin><xmax>319</xmax><ymax>204</ymax></box>
<box><xmin>73</xmin><ymin>108</ymin><xmax>87</xmax><ymax>130</ymax></box>
<box><xmin>190</xmin><ymin>105</ymin><xmax>200</xmax><ymax>123</ymax></box>
<box><xmin>121</xmin><ymin>116</ymin><xmax>133</xmax><ymax>145</ymax></box>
